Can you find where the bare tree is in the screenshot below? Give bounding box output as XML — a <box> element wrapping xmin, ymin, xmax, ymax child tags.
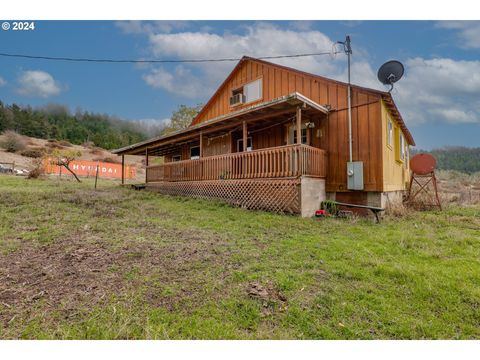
<box><xmin>51</xmin><ymin>149</ymin><xmax>82</xmax><ymax>182</ymax></box>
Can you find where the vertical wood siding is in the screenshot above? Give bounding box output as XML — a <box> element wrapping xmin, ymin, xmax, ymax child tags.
<box><xmin>191</xmin><ymin>59</ymin><xmax>384</xmax><ymax>192</ymax></box>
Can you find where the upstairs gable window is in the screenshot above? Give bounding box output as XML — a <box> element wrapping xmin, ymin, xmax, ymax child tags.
<box><xmin>230</xmin><ymin>79</ymin><xmax>262</xmax><ymax>106</ymax></box>
<box><xmin>244</xmin><ymin>79</ymin><xmax>262</xmax><ymax>103</ymax></box>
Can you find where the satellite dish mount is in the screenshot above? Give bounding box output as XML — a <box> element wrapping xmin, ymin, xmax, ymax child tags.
<box><xmin>377</xmin><ymin>60</ymin><xmax>405</xmax><ymax>93</ymax></box>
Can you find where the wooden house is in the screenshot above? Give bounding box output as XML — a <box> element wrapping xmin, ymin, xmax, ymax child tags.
<box><xmin>113</xmin><ymin>56</ymin><xmax>414</xmax><ymax>216</ymax></box>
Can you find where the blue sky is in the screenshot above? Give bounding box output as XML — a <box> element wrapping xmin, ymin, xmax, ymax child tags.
<box><xmin>0</xmin><ymin>20</ymin><xmax>479</xmax><ymax>149</ymax></box>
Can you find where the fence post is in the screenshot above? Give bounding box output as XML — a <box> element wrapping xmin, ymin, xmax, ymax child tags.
<box><xmin>94</xmin><ymin>161</ymin><xmax>99</xmax><ymax>189</ymax></box>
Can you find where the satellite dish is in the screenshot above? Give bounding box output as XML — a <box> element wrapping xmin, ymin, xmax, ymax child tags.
<box><xmin>410</xmin><ymin>153</ymin><xmax>437</xmax><ymax>176</ymax></box>
<box><xmin>377</xmin><ymin>60</ymin><xmax>404</xmax><ymax>92</ymax></box>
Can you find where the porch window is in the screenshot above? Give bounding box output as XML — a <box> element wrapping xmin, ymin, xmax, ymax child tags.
<box><xmin>190</xmin><ymin>146</ymin><xmax>200</xmax><ymax>160</ymax></box>
<box><xmin>289</xmin><ymin>125</ymin><xmax>308</xmax><ymax>145</ymax></box>
<box><xmin>172</xmin><ymin>155</ymin><xmax>181</xmax><ymax>162</ymax></box>
<box><xmin>237</xmin><ymin>137</ymin><xmax>253</xmax><ymax>152</ymax></box>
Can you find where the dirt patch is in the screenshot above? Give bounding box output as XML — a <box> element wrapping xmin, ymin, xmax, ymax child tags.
<box><xmin>247</xmin><ymin>282</ymin><xmax>287</xmax><ymax>303</ymax></box>
<box><xmin>0</xmin><ymin>228</ymin><xmax>233</xmax><ymax>329</ymax></box>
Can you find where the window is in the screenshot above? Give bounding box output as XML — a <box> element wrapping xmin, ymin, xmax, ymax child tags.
<box><xmin>172</xmin><ymin>155</ymin><xmax>181</xmax><ymax>162</ymax></box>
<box><xmin>244</xmin><ymin>79</ymin><xmax>262</xmax><ymax>103</ymax></box>
<box><xmin>230</xmin><ymin>79</ymin><xmax>262</xmax><ymax>106</ymax></box>
<box><xmin>289</xmin><ymin>125</ymin><xmax>308</xmax><ymax>145</ymax></box>
<box><xmin>394</xmin><ymin>127</ymin><xmax>405</xmax><ymax>163</ymax></box>
<box><xmin>399</xmin><ymin>133</ymin><xmax>405</xmax><ymax>161</ymax></box>
<box><xmin>387</xmin><ymin>120</ymin><xmax>393</xmax><ymax>147</ymax></box>
<box><xmin>405</xmin><ymin>144</ymin><xmax>409</xmax><ymax>169</ymax></box>
<box><xmin>232</xmin><ymin>87</ymin><xmax>243</xmax><ymax>97</ymax></box>
<box><xmin>237</xmin><ymin>137</ymin><xmax>253</xmax><ymax>152</ymax></box>
<box><xmin>190</xmin><ymin>146</ymin><xmax>200</xmax><ymax>160</ymax></box>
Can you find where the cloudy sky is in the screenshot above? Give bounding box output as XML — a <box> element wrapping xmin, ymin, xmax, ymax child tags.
<box><xmin>0</xmin><ymin>20</ymin><xmax>479</xmax><ymax>149</ymax></box>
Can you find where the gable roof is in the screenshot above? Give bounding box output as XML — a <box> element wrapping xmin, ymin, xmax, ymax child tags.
<box><xmin>192</xmin><ymin>56</ymin><xmax>415</xmax><ymax>146</ymax></box>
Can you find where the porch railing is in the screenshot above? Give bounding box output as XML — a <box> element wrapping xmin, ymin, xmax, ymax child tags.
<box><xmin>146</xmin><ymin>144</ymin><xmax>326</xmax><ymax>182</ymax></box>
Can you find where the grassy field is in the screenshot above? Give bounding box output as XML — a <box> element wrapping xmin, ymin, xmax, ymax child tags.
<box><xmin>0</xmin><ymin>175</ymin><xmax>479</xmax><ymax>339</ymax></box>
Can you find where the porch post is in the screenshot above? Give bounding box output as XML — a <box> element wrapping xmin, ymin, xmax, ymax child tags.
<box><xmin>199</xmin><ymin>131</ymin><xmax>203</xmax><ymax>158</ymax></box>
<box><xmin>296</xmin><ymin>106</ymin><xmax>302</xmax><ymax>145</ymax></box>
<box><xmin>121</xmin><ymin>154</ymin><xmax>125</xmax><ymax>185</ymax></box>
<box><xmin>242</xmin><ymin>121</ymin><xmax>248</xmax><ymax>152</ymax></box>
<box><xmin>145</xmin><ymin>148</ymin><xmax>149</xmax><ymax>184</ymax></box>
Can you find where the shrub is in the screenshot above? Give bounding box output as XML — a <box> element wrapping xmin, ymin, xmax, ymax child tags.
<box><xmin>89</xmin><ymin>147</ymin><xmax>103</xmax><ymax>155</ymax></box>
<box><xmin>21</xmin><ymin>147</ymin><xmax>45</xmax><ymax>158</ymax></box>
<box><xmin>45</xmin><ymin>141</ymin><xmax>64</xmax><ymax>149</ymax></box>
<box><xmin>27</xmin><ymin>158</ymin><xmax>45</xmax><ymax>179</ymax></box>
<box><xmin>58</xmin><ymin>140</ymin><xmax>73</xmax><ymax>147</ymax></box>
<box><xmin>82</xmin><ymin>141</ymin><xmax>95</xmax><ymax>149</ymax></box>
<box><xmin>0</xmin><ymin>131</ymin><xmax>26</xmax><ymax>152</ymax></box>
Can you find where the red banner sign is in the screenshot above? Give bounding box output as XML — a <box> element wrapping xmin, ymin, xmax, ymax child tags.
<box><xmin>43</xmin><ymin>159</ymin><xmax>136</xmax><ymax>179</ymax></box>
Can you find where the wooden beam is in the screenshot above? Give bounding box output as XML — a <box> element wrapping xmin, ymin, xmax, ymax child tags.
<box><xmin>296</xmin><ymin>106</ymin><xmax>302</xmax><ymax>145</ymax></box>
<box><xmin>145</xmin><ymin>147</ymin><xmax>149</xmax><ymax>166</ymax></box>
<box><xmin>121</xmin><ymin>154</ymin><xmax>125</xmax><ymax>185</ymax></box>
<box><xmin>199</xmin><ymin>131</ymin><xmax>203</xmax><ymax>158</ymax></box>
<box><xmin>242</xmin><ymin>121</ymin><xmax>248</xmax><ymax>152</ymax></box>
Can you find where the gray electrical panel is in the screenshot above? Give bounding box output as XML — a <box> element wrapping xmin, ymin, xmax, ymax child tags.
<box><xmin>347</xmin><ymin>161</ymin><xmax>364</xmax><ymax>190</ymax></box>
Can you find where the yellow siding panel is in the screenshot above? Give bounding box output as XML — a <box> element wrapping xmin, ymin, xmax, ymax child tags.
<box><xmin>381</xmin><ymin>100</ymin><xmax>410</xmax><ymax>191</ymax></box>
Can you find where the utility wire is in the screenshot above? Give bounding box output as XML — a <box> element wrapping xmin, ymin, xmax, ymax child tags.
<box><xmin>0</xmin><ymin>51</ymin><xmax>341</xmax><ymax>64</ymax></box>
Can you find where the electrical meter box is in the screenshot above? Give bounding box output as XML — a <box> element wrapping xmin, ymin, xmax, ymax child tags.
<box><xmin>347</xmin><ymin>161</ymin><xmax>364</xmax><ymax>190</ymax></box>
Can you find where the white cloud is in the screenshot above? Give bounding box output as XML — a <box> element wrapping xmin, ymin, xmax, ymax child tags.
<box><xmin>17</xmin><ymin>70</ymin><xmax>61</xmax><ymax>98</ymax></box>
<box><xmin>125</xmin><ymin>22</ymin><xmax>480</xmax><ymax>128</ymax></box>
<box><xmin>0</xmin><ymin>77</ymin><xmax>6</xmax><ymax>86</ymax></box>
<box><xmin>143</xmin><ymin>65</ymin><xmax>206</xmax><ymax>98</ymax></box>
<box><xmin>436</xmin><ymin>21</ymin><xmax>480</xmax><ymax>49</ymax></box>
<box><xmin>394</xmin><ymin>57</ymin><xmax>480</xmax><ymax>125</ymax></box>
<box><xmin>141</xmin><ymin>23</ymin><xmax>350</xmax><ymax>99</ymax></box>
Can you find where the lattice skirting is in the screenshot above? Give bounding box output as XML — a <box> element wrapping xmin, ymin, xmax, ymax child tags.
<box><xmin>146</xmin><ymin>178</ymin><xmax>301</xmax><ymax>214</ymax></box>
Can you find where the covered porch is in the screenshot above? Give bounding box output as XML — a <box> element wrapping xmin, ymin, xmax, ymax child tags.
<box><xmin>114</xmin><ymin>93</ymin><xmax>330</xmax><ymax>216</ymax></box>
<box><xmin>146</xmin><ymin>143</ymin><xmax>326</xmax><ymax>182</ymax></box>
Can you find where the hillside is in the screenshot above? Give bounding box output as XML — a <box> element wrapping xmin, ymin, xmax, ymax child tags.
<box><xmin>0</xmin><ymin>102</ymin><xmax>155</xmax><ymax>150</ymax></box>
<box><xmin>0</xmin><ymin>133</ymin><xmax>145</xmax><ymax>181</ymax></box>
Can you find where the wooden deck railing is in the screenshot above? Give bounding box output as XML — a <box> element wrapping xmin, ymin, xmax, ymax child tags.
<box><xmin>146</xmin><ymin>144</ymin><xmax>326</xmax><ymax>182</ymax></box>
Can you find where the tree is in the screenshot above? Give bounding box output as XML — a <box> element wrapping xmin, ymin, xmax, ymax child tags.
<box><xmin>51</xmin><ymin>148</ymin><xmax>83</xmax><ymax>182</ymax></box>
<box><xmin>161</xmin><ymin>104</ymin><xmax>203</xmax><ymax>135</ymax></box>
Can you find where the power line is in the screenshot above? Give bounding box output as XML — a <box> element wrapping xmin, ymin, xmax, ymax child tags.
<box><xmin>0</xmin><ymin>51</ymin><xmax>340</xmax><ymax>64</ymax></box>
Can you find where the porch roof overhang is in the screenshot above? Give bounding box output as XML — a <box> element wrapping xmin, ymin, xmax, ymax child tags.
<box><xmin>112</xmin><ymin>92</ymin><xmax>329</xmax><ymax>156</ymax></box>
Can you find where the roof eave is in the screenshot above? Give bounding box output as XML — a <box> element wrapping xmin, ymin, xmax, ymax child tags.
<box><xmin>112</xmin><ymin>92</ymin><xmax>328</xmax><ymax>155</ymax></box>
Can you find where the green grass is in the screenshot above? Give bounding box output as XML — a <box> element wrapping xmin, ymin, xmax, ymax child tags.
<box><xmin>0</xmin><ymin>175</ymin><xmax>479</xmax><ymax>339</ymax></box>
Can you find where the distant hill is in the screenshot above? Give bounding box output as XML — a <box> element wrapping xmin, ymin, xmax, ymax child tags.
<box><xmin>412</xmin><ymin>147</ymin><xmax>480</xmax><ymax>174</ymax></box>
<box><xmin>0</xmin><ymin>102</ymin><xmax>163</xmax><ymax>150</ymax></box>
